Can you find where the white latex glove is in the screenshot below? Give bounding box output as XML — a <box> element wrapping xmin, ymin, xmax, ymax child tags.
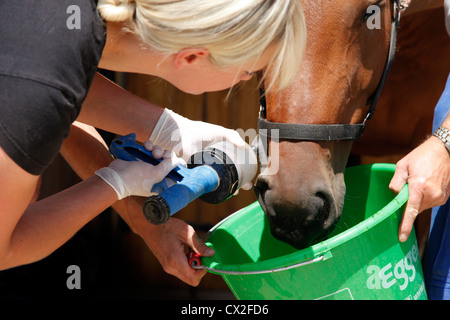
<box><xmin>149</xmin><ymin>108</ymin><xmax>245</xmax><ymax>162</ymax></box>
<box><xmin>95</xmin><ymin>143</ymin><xmax>182</xmax><ymax>200</ymax></box>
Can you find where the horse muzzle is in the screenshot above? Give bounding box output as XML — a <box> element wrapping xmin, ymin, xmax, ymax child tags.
<box><xmin>254</xmin><ymin>173</ymin><xmax>342</xmax><ymax>249</ymax></box>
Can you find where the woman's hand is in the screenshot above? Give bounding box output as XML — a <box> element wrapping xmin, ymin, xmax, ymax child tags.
<box><xmin>390</xmin><ymin>136</ymin><xmax>450</xmax><ymax>242</ymax></box>
<box><xmin>149</xmin><ymin>108</ymin><xmax>245</xmax><ymax>162</ymax></box>
<box><xmin>95</xmin><ymin>143</ymin><xmax>182</xmax><ymax>200</ymax></box>
<box><xmin>115</xmin><ymin>196</ymin><xmax>214</xmax><ymax>287</ymax></box>
<box><xmin>141</xmin><ymin>217</ymin><xmax>215</xmax><ymax>287</ymax></box>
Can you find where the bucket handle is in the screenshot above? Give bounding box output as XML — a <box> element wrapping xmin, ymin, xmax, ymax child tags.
<box><xmin>190</xmin><ymin>254</ymin><xmax>326</xmax><ymax>276</ymax></box>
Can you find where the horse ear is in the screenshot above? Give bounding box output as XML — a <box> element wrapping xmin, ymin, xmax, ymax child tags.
<box><xmin>173</xmin><ymin>48</ymin><xmax>210</xmax><ymax>69</ymax></box>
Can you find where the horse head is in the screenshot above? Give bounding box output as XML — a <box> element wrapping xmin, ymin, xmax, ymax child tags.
<box><xmin>254</xmin><ymin>0</ymin><xmax>402</xmax><ymax>249</ymax></box>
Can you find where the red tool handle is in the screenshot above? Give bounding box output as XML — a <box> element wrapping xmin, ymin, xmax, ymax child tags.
<box><xmin>187</xmin><ymin>251</ymin><xmax>201</xmax><ymax>268</ymax></box>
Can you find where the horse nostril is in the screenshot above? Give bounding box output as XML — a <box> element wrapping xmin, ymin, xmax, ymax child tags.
<box><xmin>315</xmin><ymin>191</ymin><xmax>331</xmax><ymax>226</ymax></box>
<box><xmin>255</xmin><ymin>176</ymin><xmax>269</xmax><ymax>193</ymax></box>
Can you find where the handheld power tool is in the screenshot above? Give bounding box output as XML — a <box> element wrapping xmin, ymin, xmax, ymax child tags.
<box><xmin>109</xmin><ymin>133</ymin><xmax>257</xmax><ymax>225</ymax></box>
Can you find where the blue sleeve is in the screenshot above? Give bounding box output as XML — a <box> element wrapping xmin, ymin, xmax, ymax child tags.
<box><xmin>432</xmin><ymin>73</ymin><xmax>450</xmax><ymax>132</ymax></box>
<box><xmin>425</xmin><ymin>73</ymin><xmax>450</xmax><ymax>300</ymax></box>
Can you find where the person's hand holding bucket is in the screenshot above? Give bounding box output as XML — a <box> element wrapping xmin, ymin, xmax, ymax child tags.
<box><xmin>390</xmin><ymin>134</ymin><xmax>450</xmax><ymax>242</ymax></box>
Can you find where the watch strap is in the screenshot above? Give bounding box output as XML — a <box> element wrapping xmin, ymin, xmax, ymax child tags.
<box><xmin>433</xmin><ymin>126</ymin><xmax>450</xmax><ymax>153</ymax></box>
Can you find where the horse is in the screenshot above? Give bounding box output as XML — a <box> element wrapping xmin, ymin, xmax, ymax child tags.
<box><xmin>254</xmin><ymin>0</ymin><xmax>450</xmax><ymax>250</ymax></box>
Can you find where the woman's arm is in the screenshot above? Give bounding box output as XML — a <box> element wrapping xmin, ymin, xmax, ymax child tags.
<box><xmin>79</xmin><ymin>73</ymin><xmax>246</xmax><ymax>163</ymax></box>
<box><xmin>0</xmin><ymin>145</ymin><xmax>117</xmax><ymax>270</ymax></box>
<box><xmin>78</xmin><ymin>73</ymin><xmax>164</xmax><ymax>142</ymax></box>
<box><xmin>0</xmin><ymin>119</ymin><xmax>178</xmax><ymax>271</ymax></box>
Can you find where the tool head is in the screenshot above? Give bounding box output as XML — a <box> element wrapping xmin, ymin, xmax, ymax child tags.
<box><xmin>188</xmin><ymin>141</ymin><xmax>258</xmax><ymax>204</ymax></box>
<box><xmin>143</xmin><ymin>195</ymin><xmax>171</xmax><ymax>225</ymax></box>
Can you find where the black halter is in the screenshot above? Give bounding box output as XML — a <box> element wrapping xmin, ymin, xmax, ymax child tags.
<box><xmin>258</xmin><ymin>0</ymin><xmax>406</xmax><ymax>142</ymax></box>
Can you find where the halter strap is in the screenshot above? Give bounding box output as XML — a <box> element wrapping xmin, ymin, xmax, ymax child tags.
<box><xmin>258</xmin><ymin>118</ymin><xmax>366</xmax><ymax>141</ymax></box>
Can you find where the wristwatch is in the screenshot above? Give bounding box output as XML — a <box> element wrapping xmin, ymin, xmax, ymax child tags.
<box><xmin>433</xmin><ymin>126</ymin><xmax>450</xmax><ymax>153</ymax></box>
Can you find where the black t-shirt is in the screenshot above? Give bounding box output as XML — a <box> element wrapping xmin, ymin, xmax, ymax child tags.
<box><xmin>0</xmin><ymin>0</ymin><xmax>106</xmax><ymax>175</ymax></box>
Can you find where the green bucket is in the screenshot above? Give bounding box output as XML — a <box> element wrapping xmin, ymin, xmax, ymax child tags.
<box><xmin>200</xmin><ymin>164</ymin><xmax>427</xmax><ymax>300</ymax></box>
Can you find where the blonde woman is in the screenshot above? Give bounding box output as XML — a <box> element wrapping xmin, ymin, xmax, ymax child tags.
<box><xmin>0</xmin><ymin>0</ymin><xmax>306</xmax><ymax>286</ymax></box>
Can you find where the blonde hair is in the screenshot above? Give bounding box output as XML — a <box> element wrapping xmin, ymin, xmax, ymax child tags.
<box><xmin>98</xmin><ymin>0</ymin><xmax>306</xmax><ymax>92</ymax></box>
